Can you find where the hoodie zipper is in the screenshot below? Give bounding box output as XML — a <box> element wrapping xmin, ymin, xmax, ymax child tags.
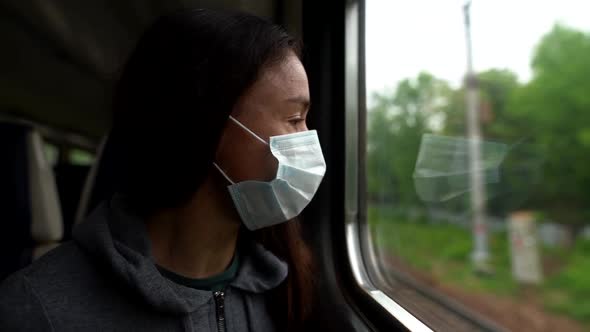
<box><xmin>213</xmin><ymin>291</ymin><xmax>226</xmax><ymax>332</ymax></box>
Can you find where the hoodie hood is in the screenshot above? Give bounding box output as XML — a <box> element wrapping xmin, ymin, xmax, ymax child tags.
<box><xmin>72</xmin><ymin>195</ymin><xmax>288</xmax><ymax>315</ymax></box>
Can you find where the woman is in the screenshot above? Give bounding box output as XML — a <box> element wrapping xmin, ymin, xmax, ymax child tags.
<box><xmin>0</xmin><ymin>9</ymin><xmax>325</xmax><ymax>332</ymax></box>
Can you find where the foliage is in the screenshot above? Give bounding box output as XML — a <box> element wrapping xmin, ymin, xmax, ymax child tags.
<box><xmin>544</xmin><ymin>238</ymin><xmax>590</xmax><ymax>321</ymax></box>
<box><xmin>367</xmin><ymin>24</ymin><xmax>590</xmax><ymax>226</ymax></box>
<box><xmin>505</xmin><ymin>25</ymin><xmax>590</xmax><ymax>226</ymax></box>
<box><xmin>368</xmin><ymin>206</ymin><xmax>590</xmax><ymax>323</ymax></box>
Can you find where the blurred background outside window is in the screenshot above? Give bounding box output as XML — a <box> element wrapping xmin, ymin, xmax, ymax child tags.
<box><xmin>365</xmin><ymin>1</ymin><xmax>590</xmax><ymax>331</ymax></box>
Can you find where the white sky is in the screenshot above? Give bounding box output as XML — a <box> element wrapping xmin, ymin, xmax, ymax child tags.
<box><xmin>366</xmin><ymin>0</ymin><xmax>590</xmax><ymax>98</ymax></box>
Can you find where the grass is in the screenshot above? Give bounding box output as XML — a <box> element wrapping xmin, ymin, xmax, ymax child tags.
<box><xmin>368</xmin><ymin>205</ymin><xmax>590</xmax><ymax>324</ymax></box>
<box><xmin>543</xmin><ymin>239</ymin><xmax>590</xmax><ymax>322</ymax></box>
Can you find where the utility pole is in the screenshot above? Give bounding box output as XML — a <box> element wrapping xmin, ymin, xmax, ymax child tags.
<box><xmin>463</xmin><ymin>1</ymin><xmax>490</xmax><ymax>273</ymax></box>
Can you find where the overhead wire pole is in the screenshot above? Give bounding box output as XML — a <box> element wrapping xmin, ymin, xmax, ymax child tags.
<box><xmin>463</xmin><ymin>1</ymin><xmax>490</xmax><ymax>273</ymax></box>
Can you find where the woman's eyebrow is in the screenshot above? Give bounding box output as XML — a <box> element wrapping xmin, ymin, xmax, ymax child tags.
<box><xmin>286</xmin><ymin>96</ymin><xmax>311</xmax><ymax>110</ymax></box>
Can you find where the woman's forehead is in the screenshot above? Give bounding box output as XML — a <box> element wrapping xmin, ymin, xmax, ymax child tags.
<box><xmin>232</xmin><ymin>54</ymin><xmax>309</xmax><ymax>119</ymax></box>
<box><xmin>254</xmin><ymin>55</ymin><xmax>309</xmax><ymax>100</ymax></box>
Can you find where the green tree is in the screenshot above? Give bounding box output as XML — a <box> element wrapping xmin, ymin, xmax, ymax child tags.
<box><xmin>369</xmin><ymin>25</ymin><xmax>590</xmax><ymax>227</ymax></box>
<box><xmin>442</xmin><ymin>69</ymin><xmax>521</xmax><ymax>139</ymax></box>
<box><xmin>506</xmin><ymin>24</ymin><xmax>590</xmax><ymax>227</ymax></box>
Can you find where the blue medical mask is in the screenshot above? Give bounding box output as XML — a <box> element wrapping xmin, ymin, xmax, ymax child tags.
<box><xmin>213</xmin><ymin>116</ymin><xmax>326</xmax><ymax>230</ymax></box>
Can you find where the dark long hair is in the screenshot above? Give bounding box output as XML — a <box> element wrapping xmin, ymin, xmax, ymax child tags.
<box><xmin>110</xmin><ymin>8</ymin><xmax>313</xmax><ymax>330</ymax></box>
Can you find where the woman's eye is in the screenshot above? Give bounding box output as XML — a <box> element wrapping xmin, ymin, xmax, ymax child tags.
<box><xmin>289</xmin><ymin>118</ymin><xmax>304</xmax><ymax>126</ymax></box>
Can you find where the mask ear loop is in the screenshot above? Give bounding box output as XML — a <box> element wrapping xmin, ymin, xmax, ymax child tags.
<box><xmin>229</xmin><ymin>115</ymin><xmax>269</xmax><ymax>145</ymax></box>
<box><xmin>213</xmin><ymin>116</ymin><xmax>269</xmax><ymax>185</ymax></box>
<box><xmin>213</xmin><ymin>163</ymin><xmax>235</xmax><ymax>185</ymax></box>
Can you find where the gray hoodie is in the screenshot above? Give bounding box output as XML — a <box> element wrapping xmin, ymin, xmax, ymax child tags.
<box><xmin>0</xmin><ymin>196</ymin><xmax>288</xmax><ymax>331</ymax></box>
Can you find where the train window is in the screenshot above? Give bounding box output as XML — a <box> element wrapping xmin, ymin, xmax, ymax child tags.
<box><xmin>363</xmin><ymin>1</ymin><xmax>590</xmax><ymax>331</ymax></box>
<box><xmin>69</xmin><ymin>148</ymin><xmax>94</xmax><ymax>166</ymax></box>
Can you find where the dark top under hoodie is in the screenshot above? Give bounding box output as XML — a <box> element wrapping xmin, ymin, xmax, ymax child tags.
<box><xmin>0</xmin><ymin>195</ymin><xmax>288</xmax><ymax>332</ymax></box>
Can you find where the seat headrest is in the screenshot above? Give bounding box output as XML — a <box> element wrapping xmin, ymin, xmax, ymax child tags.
<box><xmin>0</xmin><ymin>122</ymin><xmax>63</xmax><ymax>279</ymax></box>
<box><xmin>27</xmin><ymin>130</ymin><xmax>63</xmax><ymax>242</ymax></box>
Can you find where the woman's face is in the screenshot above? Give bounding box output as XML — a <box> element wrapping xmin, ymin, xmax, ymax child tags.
<box><xmin>215</xmin><ymin>52</ymin><xmax>310</xmax><ymax>182</ymax></box>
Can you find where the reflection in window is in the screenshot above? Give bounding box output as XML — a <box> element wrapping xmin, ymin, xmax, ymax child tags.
<box><xmin>365</xmin><ymin>1</ymin><xmax>590</xmax><ymax>331</ymax></box>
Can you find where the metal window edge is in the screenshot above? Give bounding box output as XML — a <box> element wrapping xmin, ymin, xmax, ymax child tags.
<box><xmin>345</xmin><ymin>216</ymin><xmax>433</xmax><ymax>332</ymax></box>
<box><xmin>343</xmin><ymin>1</ymin><xmax>433</xmax><ymax>331</ymax></box>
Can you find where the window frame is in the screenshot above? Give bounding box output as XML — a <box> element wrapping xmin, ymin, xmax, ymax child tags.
<box><xmin>342</xmin><ymin>1</ymin><xmax>433</xmax><ymax>331</ymax></box>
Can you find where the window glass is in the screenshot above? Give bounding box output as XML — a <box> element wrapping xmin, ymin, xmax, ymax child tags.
<box><xmin>69</xmin><ymin>148</ymin><xmax>94</xmax><ymax>166</ymax></box>
<box><xmin>365</xmin><ymin>1</ymin><xmax>590</xmax><ymax>331</ymax></box>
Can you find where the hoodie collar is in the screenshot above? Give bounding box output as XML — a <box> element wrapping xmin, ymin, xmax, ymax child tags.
<box><xmin>231</xmin><ymin>239</ymin><xmax>288</xmax><ymax>293</ymax></box>
<box><xmin>72</xmin><ymin>195</ymin><xmax>288</xmax><ymax>314</ymax></box>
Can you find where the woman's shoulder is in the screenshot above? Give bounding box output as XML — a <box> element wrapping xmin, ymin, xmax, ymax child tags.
<box><xmin>1</xmin><ymin>242</ymin><xmax>98</xmax><ymax>295</ymax></box>
<box><xmin>0</xmin><ymin>242</ymin><xmax>97</xmax><ymax>331</ymax></box>
<box><xmin>5</xmin><ymin>242</ymin><xmax>91</xmax><ymax>280</ymax></box>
